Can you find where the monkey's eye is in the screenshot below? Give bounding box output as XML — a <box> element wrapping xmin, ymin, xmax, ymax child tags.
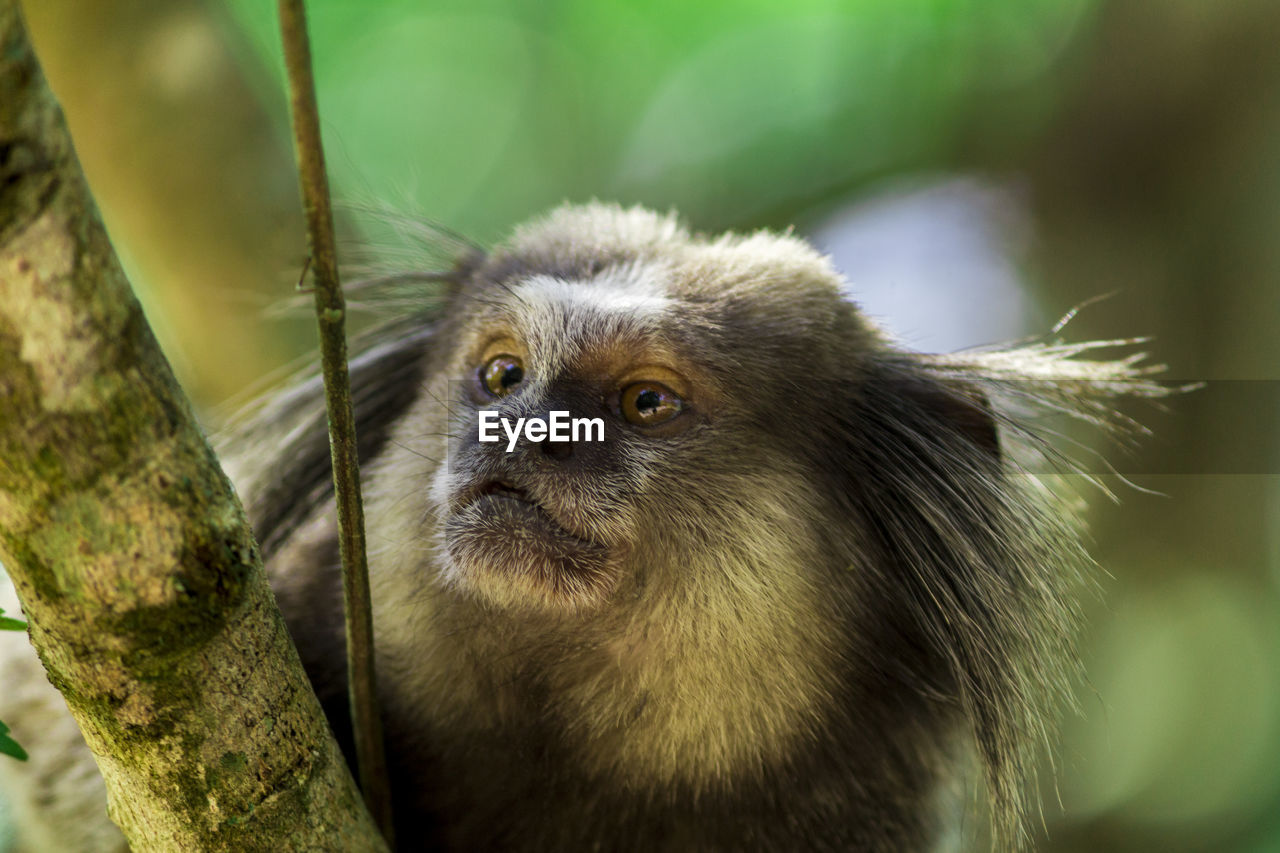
<box><xmin>480</xmin><ymin>354</ymin><xmax>525</xmax><ymax>397</ymax></box>
<box><xmin>619</xmin><ymin>382</ymin><xmax>684</xmax><ymax>426</ymax></box>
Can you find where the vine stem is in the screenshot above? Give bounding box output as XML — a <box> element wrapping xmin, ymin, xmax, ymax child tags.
<box><xmin>276</xmin><ymin>0</ymin><xmax>395</xmax><ymax>843</ymax></box>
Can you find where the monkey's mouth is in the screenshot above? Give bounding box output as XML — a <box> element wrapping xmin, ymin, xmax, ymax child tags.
<box><xmin>474</xmin><ymin>480</ymin><xmax>539</xmax><ymax>506</ymax></box>
<box><xmin>444</xmin><ymin>478</ymin><xmax>618</xmax><ymax>608</ymax></box>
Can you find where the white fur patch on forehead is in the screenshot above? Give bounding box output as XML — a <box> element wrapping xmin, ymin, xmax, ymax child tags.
<box><xmin>506</xmin><ymin>263</ymin><xmax>672</xmax><ymax>371</ymax></box>
<box><xmin>495</xmin><ymin>202</ymin><xmax>869</xmax><ymax>346</ymax></box>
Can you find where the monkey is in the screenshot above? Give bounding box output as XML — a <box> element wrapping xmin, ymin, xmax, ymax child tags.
<box><xmin>0</xmin><ymin>202</ymin><xmax>1167</xmax><ymax>851</ymax></box>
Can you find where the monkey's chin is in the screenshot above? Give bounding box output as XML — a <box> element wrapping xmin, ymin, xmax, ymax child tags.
<box><xmin>444</xmin><ymin>492</ymin><xmax>619</xmax><ymax>612</ymax></box>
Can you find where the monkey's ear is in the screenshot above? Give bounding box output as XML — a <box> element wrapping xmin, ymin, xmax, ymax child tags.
<box><xmin>910</xmin><ymin>380</ymin><xmax>1002</xmax><ymax>460</ymax></box>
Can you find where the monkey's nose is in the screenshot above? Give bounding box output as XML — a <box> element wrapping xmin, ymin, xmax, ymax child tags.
<box><xmin>541</xmin><ymin>439</ymin><xmax>573</xmax><ymax>460</ymax></box>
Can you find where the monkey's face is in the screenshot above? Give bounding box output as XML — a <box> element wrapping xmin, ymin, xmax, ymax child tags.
<box><xmin>414</xmin><ymin>211</ymin><xmax>883</xmax><ymax>623</ymax></box>
<box><xmin>429</xmin><ymin>265</ymin><xmax>717</xmax><ymax>614</ymax></box>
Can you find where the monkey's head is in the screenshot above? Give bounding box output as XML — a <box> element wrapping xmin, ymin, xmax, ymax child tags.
<box><xmin>351</xmin><ymin>203</ymin><xmax>1161</xmax><ymax>848</ymax></box>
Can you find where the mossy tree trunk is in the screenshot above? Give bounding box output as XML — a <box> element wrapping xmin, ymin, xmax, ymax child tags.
<box><xmin>0</xmin><ymin>2</ymin><xmax>387</xmax><ymax>849</ymax></box>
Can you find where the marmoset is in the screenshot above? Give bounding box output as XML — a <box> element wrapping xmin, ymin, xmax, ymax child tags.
<box><xmin>0</xmin><ymin>203</ymin><xmax>1165</xmax><ymax>851</ymax></box>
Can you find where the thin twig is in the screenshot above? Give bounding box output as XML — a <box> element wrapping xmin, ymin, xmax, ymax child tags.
<box><xmin>276</xmin><ymin>0</ymin><xmax>395</xmax><ymax>843</ymax></box>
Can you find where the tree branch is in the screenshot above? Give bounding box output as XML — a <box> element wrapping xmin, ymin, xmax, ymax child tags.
<box><xmin>0</xmin><ymin>2</ymin><xmax>386</xmax><ymax>848</ymax></box>
<box><xmin>276</xmin><ymin>0</ymin><xmax>394</xmax><ymax>842</ymax></box>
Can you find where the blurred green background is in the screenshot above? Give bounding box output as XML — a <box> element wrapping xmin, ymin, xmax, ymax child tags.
<box><xmin>8</xmin><ymin>0</ymin><xmax>1280</xmax><ymax>850</ymax></box>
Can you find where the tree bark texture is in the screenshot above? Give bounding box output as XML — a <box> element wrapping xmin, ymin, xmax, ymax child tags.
<box><xmin>0</xmin><ymin>2</ymin><xmax>386</xmax><ymax>849</ymax></box>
